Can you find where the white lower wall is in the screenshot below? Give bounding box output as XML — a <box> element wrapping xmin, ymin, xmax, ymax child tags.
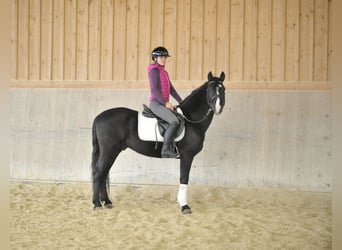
<box><xmin>10</xmin><ymin>88</ymin><xmax>332</xmax><ymax>191</ymax></box>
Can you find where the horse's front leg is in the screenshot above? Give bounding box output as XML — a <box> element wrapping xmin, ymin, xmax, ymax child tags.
<box><xmin>178</xmin><ymin>155</ymin><xmax>194</xmax><ymax>214</ymax></box>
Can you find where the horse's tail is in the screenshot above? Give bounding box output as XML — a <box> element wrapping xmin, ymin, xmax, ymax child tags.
<box><xmin>91</xmin><ymin>120</ymin><xmax>99</xmax><ymax>181</ymax></box>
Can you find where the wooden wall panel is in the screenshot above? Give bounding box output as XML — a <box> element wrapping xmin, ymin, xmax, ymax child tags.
<box><xmin>100</xmin><ymin>0</ymin><xmax>113</xmax><ymax>80</ymax></box>
<box><xmin>229</xmin><ymin>0</ymin><xmax>244</xmax><ymax>80</ymax></box>
<box><xmin>202</xmin><ymin>0</ymin><xmax>216</xmax><ymax>80</ymax></box>
<box><xmin>300</xmin><ymin>0</ymin><xmax>314</xmax><ymax>81</ymax></box>
<box><xmin>125</xmin><ymin>0</ymin><xmax>139</xmax><ymax>80</ymax></box>
<box><xmin>164</xmin><ymin>0</ymin><xmax>177</xmax><ymax>79</ymax></box>
<box><xmin>113</xmin><ymin>0</ymin><xmax>127</xmax><ymax>80</ymax></box>
<box><xmin>327</xmin><ymin>0</ymin><xmax>332</xmax><ymax>81</ymax></box>
<box><xmin>28</xmin><ymin>0</ymin><xmax>40</xmax><ymax>80</ymax></box>
<box><xmin>10</xmin><ymin>0</ymin><xmax>332</xmax><ymax>89</ymax></box>
<box><xmin>271</xmin><ymin>0</ymin><xmax>286</xmax><ymax>81</ymax></box>
<box><xmin>40</xmin><ymin>0</ymin><xmax>53</xmax><ymax>80</ymax></box>
<box><xmin>17</xmin><ymin>0</ymin><xmax>29</xmax><ymax>80</ymax></box>
<box><xmin>64</xmin><ymin>0</ymin><xmax>77</xmax><ymax>80</ymax></box>
<box><xmin>314</xmin><ymin>0</ymin><xmax>329</xmax><ymax>81</ymax></box>
<box><xmin>215</xmin><ymin>0</ymin><xmax>230</xmax><ymax>77</ymax></box>
<box><xmin>257</xmin><ymin>0</ymin><xmax>272</xmax><ymax>81</ymax></box>
<box><xmin>189</xmin><ymin>0</ymin><xmax>203</xmax><ymax>80</ymax></box>
<box><xmin>138</xmin><ymin>0</ymin><xmax>151</xmax><ymax>80</ymax></box>
<box><xmin>88</xmin><ymin>0</ymin><xmax>101</xmax><ymax>80</ymax></box>
<box><xmin>286</xmin><ymin>0</ymin><xmax>300</xmax><ymax>81</ymax></box>
<box><xmin>52</xmin><ymin>0</ymin><xmax>64</xmax><ymax>80</ymax></box>
<box><xmin>150</xmin><ymin>0</ymin><xmax>164</xmax><ymax>47</ymax></box>
<box><xmin>244</xmin><ymin>0</ymin><xmax>257</xmax><ymax>81</ymax></box>
<box><xmin>11</xmin><ymin>0</ymin><xmax>18</xmax><ymax>79</ymax></box>
<box><xmin>76</xmin><ymin>0</ymin><xmax>89</xmax><ymax>80</ymax></box>
<box><xmin>175</xmin><ymin>0</ymin><xmax>190</xmax><ymax>80</ymax></box>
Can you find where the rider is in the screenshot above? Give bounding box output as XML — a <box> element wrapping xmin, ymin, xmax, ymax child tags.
<box><xmin>148</xmin><ymin>46</ymin><xmax>182</xmax><ymax>158</ymax></box>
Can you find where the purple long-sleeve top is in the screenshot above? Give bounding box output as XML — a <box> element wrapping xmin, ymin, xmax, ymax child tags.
<box><xmin>148</xmin><ymin>63</ymin><xmax>182</xmax><ymax>105</ymax></box>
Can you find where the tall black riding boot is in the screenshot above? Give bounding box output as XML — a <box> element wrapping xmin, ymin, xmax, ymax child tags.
<box><xmin>161</xmin><ymin>123</ymin><xmax>181</xmax><ymax>158</ymax></box>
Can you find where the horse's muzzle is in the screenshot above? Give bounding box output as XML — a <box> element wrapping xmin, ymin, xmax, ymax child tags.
<box><xmin>213</xmin><ymin>97</ymin><xmax>223</xmax><ymax>115</ymax></box>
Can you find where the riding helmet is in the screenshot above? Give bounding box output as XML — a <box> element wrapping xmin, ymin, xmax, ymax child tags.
<box><xmin>151</xmin><ymin>47</ymin><xmax>171</xmax><ymax>61</ymax></box>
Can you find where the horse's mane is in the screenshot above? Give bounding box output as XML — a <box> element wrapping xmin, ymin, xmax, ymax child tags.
<box><xmin>181</xmin><ymin>81</ymin><xmax>208</xmax><ymax>106</ymax></box>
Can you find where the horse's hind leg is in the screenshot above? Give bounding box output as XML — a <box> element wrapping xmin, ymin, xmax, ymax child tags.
<box><xmin>92</xmin><ymin>149</ymin><xmax>120</xmax><ymax>209</ymax></box>
<box><xmin>99</xmin><ymin>169</ymin><xmax>114</xmax><ymax>208</ymax></box>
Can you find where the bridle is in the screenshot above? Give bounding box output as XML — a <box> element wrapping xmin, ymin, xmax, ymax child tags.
<box><xmin>206</xmin><ymin>80</ymin><xmax>224</xmax><ymax>110</ymax></box>
<box><xmin>175</xmin><ymin>80</ymin><xmax>224</xmax><ymax>124</ymax></box>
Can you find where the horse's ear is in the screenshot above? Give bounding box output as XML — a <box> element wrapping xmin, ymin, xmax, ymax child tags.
<box><xmin>219</xmin><ymin>72</ymin><xmax>225</xmax><ymax>82</ymax></box>
<box><xmin>208</xmin><ymin>71</ymin><xmax>213</xmax><ymax>81</ymax></box>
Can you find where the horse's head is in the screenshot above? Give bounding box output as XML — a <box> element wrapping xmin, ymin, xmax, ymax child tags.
<box><xmin>206</xmin><ymin>71</ymin><xmax>226</xmax><ymax>115</ymax></box>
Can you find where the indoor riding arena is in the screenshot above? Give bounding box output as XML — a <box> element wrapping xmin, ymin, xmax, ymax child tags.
<box><xmin>10</xmin><ymin>0</ymin><xmax>332</xmax><ymax>249</ymax></box>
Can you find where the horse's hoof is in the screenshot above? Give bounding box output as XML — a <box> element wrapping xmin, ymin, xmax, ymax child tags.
<box><xmin>181</xmin><ymin>205</ymin><xmax>192</xmax><ymax>214</ymax></box>
<box><xmin>105</xmin><ymin>203</ymin><xmax>113</xmax><ymax>209</ymax></box>
<box><xmin>93</xmin><ymin>205</ymin><xmax>103</xmax><ymax>210</ymax></box>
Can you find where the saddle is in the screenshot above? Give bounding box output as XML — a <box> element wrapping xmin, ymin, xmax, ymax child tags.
<box><xmin>137</xmin><ymin>104</ymin><xmax>185</xmax><ymax>142</ymax></box>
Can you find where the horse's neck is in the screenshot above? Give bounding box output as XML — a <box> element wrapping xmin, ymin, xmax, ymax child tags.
<box><xmin>181</xmin><ymin>87</ymin><xmax>214</xmax><ymax>131</ymax></box>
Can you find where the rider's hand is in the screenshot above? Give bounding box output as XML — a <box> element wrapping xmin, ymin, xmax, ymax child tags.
<box><xmin>165</xmin><ymin>102</ymin><xmax>174</xmax><ymax>111</ymax></box>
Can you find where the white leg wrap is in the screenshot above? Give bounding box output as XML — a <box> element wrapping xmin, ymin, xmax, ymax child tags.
<box><xmin>177</xmin><ymin>184</ymin><xmax>188</xmax><ymax>207</ymax></box>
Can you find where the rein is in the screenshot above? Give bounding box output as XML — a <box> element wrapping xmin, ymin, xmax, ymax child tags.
<box><xmin>174</xmin><ymin>106</ymin><xmax>213</xmax><ymax>124</ymax></box>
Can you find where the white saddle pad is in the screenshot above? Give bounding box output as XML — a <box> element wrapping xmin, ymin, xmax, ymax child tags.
<box><xmin>138</xmin><ymin>108</ymin><xmax>185</xmax><ymax>142</ymax></box>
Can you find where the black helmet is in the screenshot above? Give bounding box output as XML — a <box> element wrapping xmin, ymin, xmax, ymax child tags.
<box><xmin>151</xmin><ymin>47</ymin><xmax>170</xmax><ymax>61</ymax></box>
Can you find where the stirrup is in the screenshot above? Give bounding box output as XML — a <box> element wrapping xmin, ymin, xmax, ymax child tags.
<box><xmin>161</xmin><ymin>144</ymin><xmax>181</xmax><ymax>158</ymax></box>
<box><xmin>162</xmin><ymin>151</ymin><xmax>181</xmax><ymax>159</ymax></box>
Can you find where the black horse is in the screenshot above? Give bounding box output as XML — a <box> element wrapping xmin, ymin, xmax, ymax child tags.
<box><xmin>91</xmin><ymin>71</ymin><xmax>226</xmax><ymax>214</ymax></box>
